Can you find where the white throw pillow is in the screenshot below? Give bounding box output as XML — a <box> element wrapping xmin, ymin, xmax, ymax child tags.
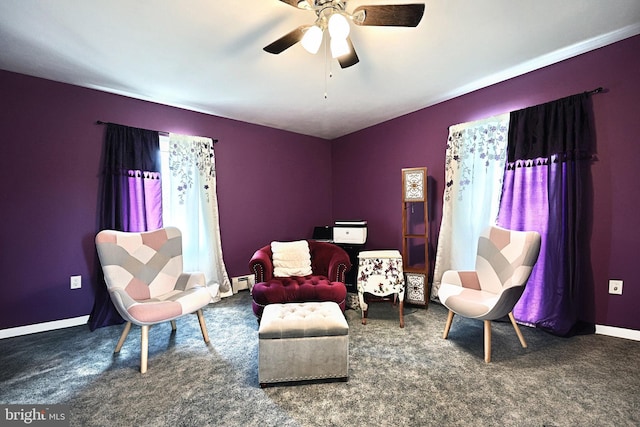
<box><xmin>271</xmin><ymin>240</ymin><xmax>313</xmax><ymax>277</ymax></box>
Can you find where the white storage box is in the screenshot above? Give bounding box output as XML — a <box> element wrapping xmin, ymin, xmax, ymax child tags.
<box><xmin>333</xmin><ymin>221</ymin><xmax>367</xmax><ymax>244</ymax></box>
<box><xmin>258</xmin><ymin>302</ymin><xmax>349</xmax><ymax>386</ymax></box>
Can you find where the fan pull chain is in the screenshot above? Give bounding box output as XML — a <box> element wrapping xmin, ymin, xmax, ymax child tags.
<box><xmin>324</xmin><ymin>35</ymin><xmax>330</xmax><ymax>99</ymax></box>
<box><xmin>325</xmin><ymin>68</ymin><xmax>333</xmax><ymax>99</ymax></box>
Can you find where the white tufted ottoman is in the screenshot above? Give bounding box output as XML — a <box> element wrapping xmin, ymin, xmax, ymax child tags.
<box><xmin>258</xmin><ymin>302</ymin><xmax>349</xmax><ymax>387</ymax></box>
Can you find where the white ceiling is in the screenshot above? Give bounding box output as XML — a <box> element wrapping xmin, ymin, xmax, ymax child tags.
<box><xmin>1</xmin><ymin>1</ymin><xmax>639</xmax><ymax>139</ymax></box>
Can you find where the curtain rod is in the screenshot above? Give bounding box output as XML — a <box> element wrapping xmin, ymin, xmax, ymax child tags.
<box><xmin>95</xmin><ymin>120</ymin><xmax>218</xmax><ymax>143</ymax></box>
<box><xmin>587</xmin><ymin>87</ymin><xmax>604</xmax><ymax>95</ymax></box>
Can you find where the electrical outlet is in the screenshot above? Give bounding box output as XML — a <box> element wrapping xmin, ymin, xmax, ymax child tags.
<box><xmin>609</xmin><ymin>279</ymin><xmax>623</xmax><ymax>295</ymax></box>
<box><xmin>70</xmin><ymin>275</ymin><xmax>82</xmax><ymax>289</ymax></box>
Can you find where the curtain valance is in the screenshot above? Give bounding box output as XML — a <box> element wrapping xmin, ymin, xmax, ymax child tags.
<box><xmin>507</xmin><ymin>92</ymin><xmax>593</xmax><ymax>162</ymax></box>
<box><xmin>102</xmin><ymin>123</ymin><xmax>160</xmax><ymax>173</ymax></box>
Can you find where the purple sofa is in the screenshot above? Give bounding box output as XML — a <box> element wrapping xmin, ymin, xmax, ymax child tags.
<box><xmin>249</xmin><ymin>241</ymin><xmax>351</xmax><ymax>320</ymax></box>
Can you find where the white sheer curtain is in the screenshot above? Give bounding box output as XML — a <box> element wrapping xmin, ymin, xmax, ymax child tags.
<box><xmin>431</xmin><ymin>114</ymin><xmax>510</xmax><ymax>300</ymax></box>
<box><xmin>161</xmin><ymin>133</ymin><xmax>231</xmax><ymax>302</ymax></box>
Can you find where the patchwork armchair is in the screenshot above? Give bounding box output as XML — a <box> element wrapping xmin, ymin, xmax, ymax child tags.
<box><xmin>438</xmin><ymin>225</ymin><xmax>541</xmax><ymax>363</ymax></box>
<box><xmin>249</xmin><ymin>240</ymin><xmax>351</xmax><ymax>321</ymax></box>
<box><xmin>95</xmin><ymin>227</ymin><xmax>212</xmax><ymax>373</ymax></box>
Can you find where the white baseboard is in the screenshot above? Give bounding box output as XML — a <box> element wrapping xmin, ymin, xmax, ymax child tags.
<box><xmin>0</xmin><ymin>315</ymin><xmax>90</xmax><ymax>340</ymax></box>
<box><xmin>595</xmin><ymin>324</ymin><xmax>640</xmax><ymax>341</ymax></box>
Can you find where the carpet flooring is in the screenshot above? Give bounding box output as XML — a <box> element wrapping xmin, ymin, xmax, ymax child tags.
<box><xmin>1</xmin><ymin>291</ymin><xmax>639</xmax><ymax>426</ymax></box>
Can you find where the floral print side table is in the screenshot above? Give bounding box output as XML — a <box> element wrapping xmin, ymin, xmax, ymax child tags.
<box><xmin>357</xmin><ymin>250</ymin><xmax>405</xmax><ymax>328</ymax></box>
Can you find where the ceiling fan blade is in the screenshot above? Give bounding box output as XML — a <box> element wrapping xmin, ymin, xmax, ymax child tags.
<box><xmin>352</xmin><ymin>4</ymin><xmax>425</xmax><ymax>27</ymax></box>
<box><xmin>263</xmin><ymin>26</ymin><xmax>309</xmax><ymax>54</ymax></box>
<box><xmin>337</xmin><ymin>38</ymin><xmax>359</xmax><ymax>69</ymax></box>
<box><xmin>278</xmin><ymin>0</ymin><xmax>311</xmax><ymax>9</ymax></box>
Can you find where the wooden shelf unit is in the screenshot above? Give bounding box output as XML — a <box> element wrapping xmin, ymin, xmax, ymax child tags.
<box><xmin>401</xmin><ymin>167</ymin><xmax>429</xmax><ymax>306</ymax></box>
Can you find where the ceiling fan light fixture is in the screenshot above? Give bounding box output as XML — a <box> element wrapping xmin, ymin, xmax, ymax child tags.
<box><xmin>328</xmin><ymin>12</ymin><xmax>350</xmax><ymax>39</ymax></box>
<box><xmin>301</xmin><ymin>25</ymin><xmax>323</xmax><ymax>54</ymax></box>
<box><xmin>330</xmin><ymin>36</ymin><xmax>350</xmax><ymax>58</ymax></box>
<box><xmin>265</xmin><ymin>1</ymin><xmax>426</xmax><ymax>68</ymax></box>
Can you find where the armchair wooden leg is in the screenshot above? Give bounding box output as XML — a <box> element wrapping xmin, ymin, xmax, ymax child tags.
<box><xmin>442</xmin><ymin>310</ymin><xmax>455</xmax><ymax>339</ymax></box>
<box><xmin>399</xmin><ymin>300</ymin><xmax>404</xmax><ymax>328</ymax></box>
<box><xmin>484</xmin><ymin>320</ymin><xmax>492</xmax><ymax>363</ymax></box>
<box><xmin>114</xmin><ymin>322</ymin><xmax>132</xmax><ymax>353</ymax></box>
<box><xmin>170</xmin><ymin>320</ymin><xmax>177</xmax><ymax>331</ymax></box>
<box><xmin>140</xmin><ymin>325</ymin><xmax>149</xmax><ymax>374</ymax></box>
<box><xmin>509</xmin><ymin>312</ymin><xmax>528</xmax><ymax>348</ymax></box>
<box><xmin>196</xmin><ymin>309</ymin><xmax>210</xmax><ymax>343</ymax></box>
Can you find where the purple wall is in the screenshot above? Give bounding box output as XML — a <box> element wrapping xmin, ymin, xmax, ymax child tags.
<box><xmin>1</xmin><ymin>35</ymin><xmax>638</xmax><ymax>333</ymax></box>
<box><xmin>333</xmin><ymin>35</ymin><xmax>640</xmax><ymax>331</ymax></box>
<box><xmin>0</xmin><ymin>70</ymin><xmax>332</xmax><ymax>329</ymax></box>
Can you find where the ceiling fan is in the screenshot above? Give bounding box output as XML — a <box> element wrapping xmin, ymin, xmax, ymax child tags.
<box><xmin>264</xmin><ymin>1</ymin><xmax>425</xmax><ymax>69</ymax></box>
